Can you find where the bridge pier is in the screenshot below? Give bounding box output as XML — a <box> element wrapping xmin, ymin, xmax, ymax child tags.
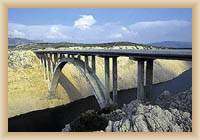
<box><xmin>38</xmin><ymin>54</ymin><xmax>43</xmax><ymax>65</ymax></box>
<box><xmin>43</xmin><ymin>55</ymin><xmax>48</xmax><ymax>80</ymax></box>
<box><xmin>92</xmin><ymin>56</ymin><xmax>96</xmax><ymax>74</ymax></box>
<box><xmin>135</xmin><ymin>59</ymin><xmax>154</xmax><ymax>101</ymax></box>
<box><xmin>53</xmin><ymin>53</ymin><xmax>58</xmax><ymax>67</ymax></box>
<box><xmin>137</xmin><ymin>60</ymin><xmax>145</xmax><ymax>101</ymax></box>
<box><xmin>112</xmin><ymin>56</ymin><xmax>118</xmax><ymax>104</ymax></box>
<box><xmin>85</xmin><ymin>55</ymin><xmax>88</xmax><ymax>73</ymax></box>
<box><xmin>146</xmin><ymin>59</ymin><xmax>154</xmax><ymax>100</ymax></box>
<box><xmin>77</xmin><ymin>55</ymin><xmax>81</xmax><ymax>59</ymax></box>
<box><xmin>104</xmin><ymin>57</ymin><xmax>110</xmax><ymax>100</ymax></box>
<box><xmin>49</xmin><ymin>53</ymin><xmax>54</xmax><ymax>76</ymax></box>
<box><xmin>39</xmin><ymin>54</ymin><xmax>47</xmax><ymax>80</ymax></box>
<box><xmin>37</xmin><ymin>54</ymin><xmax>47</xmax><ymax>80</ymax></box>
<box><xmin>48</xmin><ymin>54</ymin><xmax>53</xmax><ymax>80</ymax></box>
<box><xmin>44</xmin><ymin>54</ymin><xmax>50</xmax><ymax>82</ymax></box>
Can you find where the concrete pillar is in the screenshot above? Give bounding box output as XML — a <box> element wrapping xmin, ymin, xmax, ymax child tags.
<box><xmin>112</xmin><ymin>57</ymin><xmax>118</xmax><ymax>104</ymax></box>
<box><xmin>44</xmin><ymin>54</ymin><xmax>50</xmax><ymax>82</ymax></box>
<box><xmin>59</xmin><ymin>53</ymin><xmax>63</xmax><ymax>59</ymax></box>
<box><xmin>46</xmin><ymin>54</ymin><xmax>52</xmax><ymax>81</ymax></box>
<box><xmin>61</xmin><ymin>54</ymin><xmax>65</xmax><ymax>58</ymax></box>
<box><xmin>49</xmin><ymin>53</ymin><xmax>54</xmax><ymax>75</ymax></box>
<box><xmin>104</xmin><ymin>57</ymin><xmax>110</xmax><ymax>98</ymax></box>
<box><xmin>92</xmin><ymin>55</ymin><xmax>96</xmax><ymax>74</ymax></box>
<box><xmin>77</xmin><ymin>55</ymin><xmax>81</xmax><ymax>59</ymax></box>
<box><xmin>41</xmin><ymin>55</ymin><xmax>47</xmax><ymax>80</ymax></box>
<box><xmin>53</xmin><ymin>53</ymin><xmax>58</xmax><ymax>66</ymax></box>
<box><xmin>146</xmin><ymin>59</ymin><xmax>154</xmax><ymax>100</ymax></box>
<box><xmin>57</xmin><ymin>53</ymin><xmax>61</xmax><ymax>60</ymax></box>
<box><xmin>137</xmin><ymin>60</ymin><xmax>145</xmax><ymax>101</ymax></box>
<box><xmin>84</xmin><ymin>55</ymin><xmax>89</xmax><ymax>73</ymax></box>
<box><xmin>39</xmin><ymin>55</ymin><xmax>42</xmax><ymax>65</ymax></box>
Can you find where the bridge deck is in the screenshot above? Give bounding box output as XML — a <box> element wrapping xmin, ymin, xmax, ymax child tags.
<box><xmin>34</xmin><ymin>49</ymin><xmax>192</xmax><ymax>60</ymax></box>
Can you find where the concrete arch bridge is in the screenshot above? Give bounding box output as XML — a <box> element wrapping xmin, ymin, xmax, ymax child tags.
<box><xmin>34</xmin><ymin>49</ymin><xmax>192</xmax><ymax>109</ymax></box>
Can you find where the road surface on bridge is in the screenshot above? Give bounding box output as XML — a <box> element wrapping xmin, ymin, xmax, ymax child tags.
<box><xmin>34</xmin><ymin>49</ymin><xmax>192</xmax><ymax>60</ymax></box>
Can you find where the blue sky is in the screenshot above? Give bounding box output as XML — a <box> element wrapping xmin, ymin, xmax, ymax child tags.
<box><xmin>8</xmin><ymin>8</ymin><xmax>192</xmax><ymax>43</ymax></box>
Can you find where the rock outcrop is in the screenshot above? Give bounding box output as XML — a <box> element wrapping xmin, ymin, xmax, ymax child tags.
<box><xmin>8</xmin><ymin>50</ymin><xmax>39</xmax><ymax>69</ymax></box>
<box><xmin>104</xmin><ymin>100</ymin><xmax>191</xmax><ymax>132</ymax></box>
<box><xmin>62</xmin><ymin>89</ymin><xmax>192</xmax><ymax>132</ymax></box>
<box><xmin>155</xmin><ymin>89</ymin><xmax>192</xmax><ymax>114</ymax></box>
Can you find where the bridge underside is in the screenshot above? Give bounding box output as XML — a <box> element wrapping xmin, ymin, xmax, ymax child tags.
<box><xmin>35</xmin><ymin>49</ymin><xmax>191</xmax><ymax>109</ymax></box>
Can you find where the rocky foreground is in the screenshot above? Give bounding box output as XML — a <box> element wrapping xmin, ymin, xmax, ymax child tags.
<box><xmin>62</xmin><ymin>89</ymin><xmax>192</xmax><ymax>132</ymax></box>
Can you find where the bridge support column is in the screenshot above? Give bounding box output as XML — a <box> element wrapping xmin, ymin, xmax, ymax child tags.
<box><xmin>53</xmin><ymin>53</ymin><xmax>58</xmax><ymax>67</ymax></box>
<box><xmin>57</xmin><ymin>54</ymin><xmax>61</xmax><ymax>60</ymax></box>
<box><xmin>92</xmin><ymin>56</ymin><xmax>96</xmax><ymax>74</ymax></box>
<box><xmin>146</xmin><ymin>59</ymin><xmax>154</xmax><ymax>100</ymax></box>
<box><xmin>49</xmin><ymin>53</ymin><xmax>54</xmax><ymax>76</ymax></box>
<box><xmin>44</xmin><ymin>54</ymin><xmax>50</xmax><ymax>82</ymax></box>
<box><xmin>137</xmin><ymin>60</ymin><xmax>145</xmax><ymax>101</ymax></box>
<box><xmin>84</xmin><ymin>56</ymin><xmax>89</xmax><ymax>73</ymax></box>
<box><xmin>77</xmin><ymin>55</ymin><xmax>81</xmax><ymax>59</ymax></box>
<box><xmin>61</xmin><ymin>54</ymin><xmax>65</xmax><ymax>58</ymax></box>
<box><xmin>41</xmin><ymin>55</ymin><xmax>47</xmax><ymax>80</ymax></box>
<box><xmin>38</xmin><ymin>55</ymin><xmax>43</xmax><ymax>65</ymax></box>
<box><xmin>112</xmin><ymin>57</ymin><xmax>118</xmax><ymax>104</ymax></box>
<box><xmin>104</xmin><ymin>57</ymin><xmax>110</xmax><ymax>99</ymax></box>
<box><xmin>46</xmin><ymin>54</ymin><xmax>52</xmax><ymax>82</ymax></box>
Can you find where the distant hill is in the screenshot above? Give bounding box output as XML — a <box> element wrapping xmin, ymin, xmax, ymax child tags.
<box><xmin>8</xmin><ymin>38</ymin><xmax>42</xmax><ymax>48</ymax></box>
<box><xmin>149</xmin><ymin>41</ymin><xmax>192</xmax><ymax>49</ymax></box>
<box><xmin>12</xmin><ymin>40</ymin><xmax>163</xmax><ymax>50</ymax></box>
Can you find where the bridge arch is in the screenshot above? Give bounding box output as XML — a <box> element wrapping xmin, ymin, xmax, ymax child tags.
<box><xmin>48</xmin><ymin>57</ymin><xmax>112</xmax><ymax>109</ymax></box>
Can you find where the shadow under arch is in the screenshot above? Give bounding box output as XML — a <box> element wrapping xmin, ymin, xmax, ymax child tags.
<box><xmin>59</xmin><ymin>72</ymin><xmax>83</xmax><ymax>102</ymax></box>
<box><xmin>49</xmin><ymin>57</ymin><xmax>112</xmax><ymax>109</ymax></box>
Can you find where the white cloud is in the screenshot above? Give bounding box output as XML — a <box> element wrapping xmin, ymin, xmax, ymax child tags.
<box><xmin>128</xmin><ymin>20</ymin><xmax>191</xmax><ymax>42</ymax></box>
<box><xmin>74</xmin><ymin>15</ymin><xmax>96</xmax><ymax>30</ymax></box>
<box><xmin>46</xmin><ymin>25</ymin><xmax>69</xmax><ymax>39</ymax></box>
<box><xmin>9</xmin><ymin>29</ymin><xmax>25</xmax><ymax>38</ymax></box>
<box><xmin>109</xmin><ymin>33</ymin><xmax>123</xmax><ymax>39</ymax></box>
<box><xmin>130</xmin><ymin>20</ymin><xmax>191</xmax><ymax>30</ymax></box>
<box><xmin>8</xmin><ymin>19</ymin><xmax>191</xmax><ymax>43</ymax></box>
<box><xmin>121</xmin><ymin>26</ymin><xmax>129</xmax><ymax>32</ymax></box>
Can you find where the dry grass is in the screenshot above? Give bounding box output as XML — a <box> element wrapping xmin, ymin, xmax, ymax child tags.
<box><xmin>8</xmin><ymin>56</ymin><xmax>69</xmax><ymax>118</ymax></box>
